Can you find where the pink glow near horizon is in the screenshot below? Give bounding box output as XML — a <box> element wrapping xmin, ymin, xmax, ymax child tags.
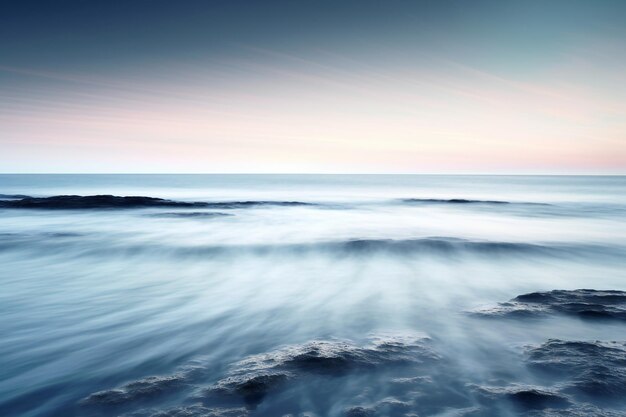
<box><xmin>1</xmin><ymin>48</ymin><xmax>625</xmax><ymax>173</ymax></box>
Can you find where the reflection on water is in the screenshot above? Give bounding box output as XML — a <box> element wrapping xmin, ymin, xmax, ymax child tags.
<box><xmin>0</xmin><ymin>175</ymin><xmax>625</xmax><ymax>417</ymax></box>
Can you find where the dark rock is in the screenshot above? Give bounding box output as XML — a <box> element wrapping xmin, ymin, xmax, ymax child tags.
<box><xmin>470</xmin><ymin>289</ymin><xmax>626</xmax><ymax>321</ymax></box>
<box><xmin>0</xmin><ymin>195</ymin><xmax>209</xmax><ymax>209</ymax></box>
<box><xmin>0</xmin><ymin>195</ymin><xmax>317</xmax><ymax>210</ymax></box>
<box><xmin>233</xmin><ymin>335</ymin><xmax>438</xmax><ymax>375</ymax></box>
<box><xmin>344</xmin><ymin>406</ymin><xmax>375</xmax><ymax>417</ymax></box>
<box><xmin>400</xmin><ymin>198</ymin><xmax>511</xmax><ymax>205</ymax></box>
<box><xmin>0</xmin><ymin>194</ymin><xmax>31</xmax><ymax>199</ymax></box>
<box><xmin>83</xmin><ymin>374</ymin><xmax>186</xmax><ymax>405</ymax></box>
<box><xmin>123</xmin><ymin>404</ymin><xmax>249</xmax><ymax>417</ymax></box>
<box><xmin>209</xmin><ymin>372</ymin><xmax>293</xmax><ymax>407</ymax></box>
<box><xmin>525</xmin><ymin>339</ymin><xmax>626</xmax><ymax>402</ymax></box>
<box><xmin>147</xmin><ymin>212</ymin><xmax>232</xmax><ymax>218</ymax></box>
<box><xmin>202</xmin><ymin>201</ymin><xmax>315</xmax><ymax>209</ymax></box>
<box><xmin>523</xmin><ymin>404</ymin><xmax>626</xmax><ymax>417</ymax></box>
<box><xmin>205</xmin><ymin>335</ymin><xmax>437</xmax><ymax>408</ymax></box>
<box><xmin>344</xmin><ymin>398</ymin><xmax>414</xmax><ymax>417</ymax></box>
<box><xmin>472</xmin><ymin>385</ymin><xmax>571</xmax><ymax>410</ymax></box>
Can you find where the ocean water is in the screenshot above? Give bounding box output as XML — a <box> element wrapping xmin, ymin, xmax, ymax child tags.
<box><xmin>0</xmin><ymin>174</ymin><xmax>625</xmax><ymax>417</ymax></box>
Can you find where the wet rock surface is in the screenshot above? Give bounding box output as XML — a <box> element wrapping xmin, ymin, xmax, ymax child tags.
<box><xmin>471</xmin><ymin>384</ymin><xmax>571</xmax><ymax>410</ymax></box>
<box><xmin>0</xmin><ymin>195</ymin><xmax>210</xmax><ymax>209</ymax></box>
<box><xmin>123</xmin><ymin>405</ymin><xmax>249</xmax><ymax>417</ymax></box>
<box><xmin>460</xmin><ymin>403</ymin><xmax>625</xmax><ymax>417</ymax></box>
<box><xmin>209</xmin><ymin>372</ymin><xmax>293</xmax><ymax>407</ymax></box>
<box><xmin>0</xmin><ymin>195</ymin><xmax>316</xmax><ymax>210</ymax></box>
<box><xmin>522</xmin><ymin>405</ymin><xmax>626</xmax><ymax>417</ymax></box>
<box><xmin>79</xmin><ymin>292</ymin><xmax>626</xmax><ymax>417</ymax></box>
<box><xmin>470</xmin><ymin>289</ymin><xmax>626</xmax><ymax>321</ymax></box>
<box><xmin>83</xmin><ymin>375</ymin><xmax>188</xmax><ymax>405</ymax></box>
<box><xmin>82</xmin><ymin>361</ymin><xmax>210</xmax><ymax>407</ymax></box>
<box><xmin>400</xmin><ymin>198</ymin><xmax>512</xmax><ymax>205</ymax></box>
<box><xmin>525</xmin><ymin>339</ymin><xmax>626</xmax><ymax>402</ymax></box>
<box><xmin>201</xmin><ymin>201</ymin><xmax>315</xmax><ymax>209</ymax></box>
<box><xmin>0</xmin><ymin>194</ymin><xmax>31</xmax><ymax>199</ymax></box>
<box><xmin>343</xmin><ymin>398</ymin><xmax>414</xmax><ymax>417</ymax></box>
<box><xmin>146</xmin><ymin>212</ymin><xmax>233</xmax><ymax>218</ymax></box>
<box><xmin>204</xmin><ymin>335</ymin><xmax>438</xmax><ymax>407</ymax></box>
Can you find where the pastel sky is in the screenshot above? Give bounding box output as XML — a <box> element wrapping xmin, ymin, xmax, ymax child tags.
<box><xmin>1</xmin><ymin>0</ymin><xmax>625</xmax><ymax>173</ymax></box>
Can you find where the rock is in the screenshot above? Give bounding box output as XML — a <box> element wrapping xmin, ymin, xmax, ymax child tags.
<box><xmin>147</xmin><ymin>212</ymin><xmax>232</xmax><ymax>218</ymax></box>
<box><xmin>344</xmin><ymin>406</ymin><xmax>376</xmax><ymax>417</ymax></box>
<box><xmin>471</xmin><ymin>384</ymin><xmax>571</xmax><ymax>410</ymax></box>
<box><xmin>83</xmin><ymin>374</ymin><xmax>187</xmax><ymax>405</ymax></box>
<box><xmin>525</xmin><ymin>339</ymin><xmax>626</xmax><ymax>402</ymax></box>
<box><xmin>0</xmin><ymin>194</ymin><xmax>31</xmax><ymax>199</ymax></box>
<box><xmin>122</xmin><ymin>404</ymin><xmax>249</xmax><ymax>417</ymax></box>
<box><xmin>201</xmin><ymin>201</ymin><xmax>315</xmax><ymax>209</ymax></box>
<box><xmin>344</xmin><ymin>397</ymin><xmax>414</xmax><ymax>417</ymax></box>
<box><xmin>400</xmin><ymin>198</ymin><xmax>511</xmax><ymax>205</ymax></box>
<box><xmin>470</xmin><ymin>289</ymin><xmax>626</xmax><ymax>321</ymax></box>
<box><xmin>205</xmin><ymin>335</ymin><xmax>438</xmax><ymax>407</ymax></box>
<box><xmin>0</xmin><ymin>195</ymin><xmax>209</xmax><ymax>209</ymax></box>
<box><xmin>0</xmin><ymin>195</ymin><xmax>317</xmax><ymax>210</ymax></box>
<box><xmin>523</xmin><ymin>404</ymin><xmax>626</xmax><ymax>417</ymax></box>
<box><xmin>209</xmin><ymin>372</ymin><xmax>293</xmax><ymax>406</ymax></box>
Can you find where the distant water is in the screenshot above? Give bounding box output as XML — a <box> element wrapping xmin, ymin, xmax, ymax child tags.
<box><xmin>1</xmin><ymin>175</ymin><xmax>625</xmax><ymax>417</ymax></box>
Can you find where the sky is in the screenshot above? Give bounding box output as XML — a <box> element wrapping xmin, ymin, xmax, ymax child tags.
<box><xmin>1</xmin><ymin>0</ymin><xmax>625</xmax><ymax>173</ymax></box>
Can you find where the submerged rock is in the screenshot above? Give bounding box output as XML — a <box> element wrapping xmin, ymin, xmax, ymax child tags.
<box><xmin>400</xmin><ymin>198</ymin><xmax>512</xmax><ymax>205</ymax></box>
<box><xmin>83</xmin><ymin>374</ymin><xmax>187</xmax><ymax>405</ymax></box>
<box><xmin>123</xmin><ymin>404</ymin><xmax>249</xmax><ymax>417</ymax></box>
<box><xmin>210</xmin><ymin>372</ymin><xmax>293</xmax><ymax>406</ymax></box>
<box><xmin>205</xmin><ymin>335</ymin><xmax>438</xmax><ymax>407</ymax></box>
<box><xmin>471</xmin><ymin>384</ymin><xmax>571</xmax><ymax>410</ymax></box>
<box><xmin>201</xmin><ymin>201</ymin><xmax>315</xmax><ymax>209</ymax></box>
<box><xmin>147</xmin><ymin>212</ymin><xmax>233</xmax><ymax>218</ymax></box>
<box><xmin>470</xmin><ymin>289</ymin><xmax>626</xmax><ymax>321</ymax></box>
<box><xmin>344</xmin><ymin>398</ymin><xmax>414</xmax><ymax>417</ymax></box>
<box><xmin>525</xmin><ymin>339</ymin><xmax>626</xmax><ymax>402</ymax></box>
<box><xmin>373</xmin><ymin>398</ymin><xmax>414</xmax><ymax>415</ymax></box>
<box><xmin>232</xmin><ymin>335</ymin><xmax>437</xmax><ymax>375</ymax></box>
<box><xmin>460</xmin><ymin>403</ymin><xmax>624</xmax><ymax>417</ymax></box>
<box><xmin>0</xmin><ymin>194</ymin><xmax>30</xmax><ymax>199</ymax></box>
<box><xmin>344</xmin><ymin>397</ymin><xmax>415</xmax><ymax>417</ymax></box>
<box><xmin>344</xmin><ymin>406</ymin><xmax>376</xmax><ymax>417</ymax></box>
<box><xmin>523</xmin><ymin>404</ymin><xmax>626</xmax><ymax>417</ymax></box>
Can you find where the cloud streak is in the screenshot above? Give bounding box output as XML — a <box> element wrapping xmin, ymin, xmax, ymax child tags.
<box><xmin>1</xmin><ymin>0</ymin><xmax>624</xmax><ymax>173</ymax></box>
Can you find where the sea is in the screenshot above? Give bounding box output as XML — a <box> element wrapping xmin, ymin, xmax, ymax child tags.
<box><xmin>0</xmin><ymin>174</ymin><xmax>625</xmax><ymax>417</ymax></box>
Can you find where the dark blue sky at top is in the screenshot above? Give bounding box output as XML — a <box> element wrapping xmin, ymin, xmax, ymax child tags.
<box><xmin>1</xmin><ymin>0</ymin><xmax>624</xmax><ymax>75</ymax></box>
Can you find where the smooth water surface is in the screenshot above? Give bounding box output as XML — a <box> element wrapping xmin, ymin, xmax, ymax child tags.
<box><xmin>1</xmin><ymin>175</ymin><xmax>625</xmax><ymax>417</ymax></box>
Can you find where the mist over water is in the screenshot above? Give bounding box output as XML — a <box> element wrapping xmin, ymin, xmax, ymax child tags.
<box><xmin>1</xmin><ymin>175</ymin><xmax>625</xmax><ymax>417</ymax></box>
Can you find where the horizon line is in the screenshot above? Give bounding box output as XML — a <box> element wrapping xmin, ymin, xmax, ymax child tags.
<box><xmin>0</xmin><ymin>173</ymin><xmax>624</xmax><ymax>176</ymax></box>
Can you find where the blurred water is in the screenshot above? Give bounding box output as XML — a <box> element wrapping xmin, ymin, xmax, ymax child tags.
<box><xmin>0</xmin><ymin>175</ymin><xmax>625</xmax><ymax>417</ymax></box>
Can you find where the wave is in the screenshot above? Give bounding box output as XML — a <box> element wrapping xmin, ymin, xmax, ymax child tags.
<box><xmin>314</xmin><ymin>237</ymin><xmax>552</xmax><ymax>255</ymax></box>
<box><xmin>2</xmin><ymin>234</ymin><xmax>619</xmax><ymax>261</ymax></box>
<box><xmin>0</xmin><ymin>195</ymin><xmax>316</xmax><ymax>210</ymax></box>
<box><xmin>207</xmin><ymin>237</ymin><xmax>617</xmax><ymax>260</ymax></box>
